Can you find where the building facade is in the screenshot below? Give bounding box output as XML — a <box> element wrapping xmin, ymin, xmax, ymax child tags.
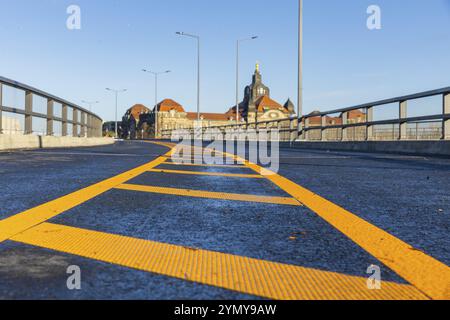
<box><xmin>230</xmin><ymin>63</ymin><xmax>296</xmax><ymax>123</ymax></box>
<box><xmin>122</xmin><ymin>64</ymin><xmax>297</xmax><ymax>138</ymax></box>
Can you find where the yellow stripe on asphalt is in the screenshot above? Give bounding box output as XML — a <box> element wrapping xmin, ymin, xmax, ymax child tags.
<box><xmin>162</xmin><ymin>161</ymin><xmax>247</xmax><ymax>169</ymax></box>
<box><xmin>0</xmin><ymin>147</ymin><xmax>176</xmax><ymax>243</ymax></box>
<box><xmin>11</xmin><ymin>222</ymin><xmax>428</xmax><ymax>301</ymax></box>
<box><xmin>165</xmin><ymin>155</ymin><xmax>245</xmax><ymax>164</ymax></box>
<box><xmin>115</xmin><ymin>184</ymin><xmax>301</xmax><ymax>206</ymax></box>
<box><xmin>148</xmin><ymin>169</ymin><xmax>263</xmax><ymax>179</ymax></box>
<box><xmin>220</xmin><ymin>151</ymin><xmax>450</xmax><ymax>300</ymax></box>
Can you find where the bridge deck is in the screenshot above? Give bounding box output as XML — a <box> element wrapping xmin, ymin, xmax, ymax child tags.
<box><xmin>0</xmin><ymin>141</ymin><xmax>448</xmax><ymax>300</ymax></box>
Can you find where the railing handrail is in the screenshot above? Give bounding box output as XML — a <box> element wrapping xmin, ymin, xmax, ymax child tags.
<box><xmin>0</xmin><ymin>76</ymin><xmax>101</xmax><ymax>121</ymax></box>
<box><xmin>305</xmin><ymin>86</ymin><xmax>450</xmax><ymax>118</ymax></box>
<box><xmin>159</xmin><ymin>86</ymin><xmax>450</xmax><ymax>142</ymax></box>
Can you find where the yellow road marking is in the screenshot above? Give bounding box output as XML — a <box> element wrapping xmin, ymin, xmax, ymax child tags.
<box><xmin>1</xmin><ymin>140</ymin><xmax>447</xmax><ymax>300</ymax></box>
<box><xmin>162</xmin><ymin>161</ymin><xmax>247</xmax><ymax>169</ymax></box>
<box><xmin>148</xmin><ymin>169</ymin><xmax>263</xmax><ymax>179</ymax></box>
<box><xmin>115</xmin><ymin>184</ymin><xmax>301</xmax><ymax>206</ymax></box>
<box><xmin>11</xmin><ymin>222</ymin><xmax>428</xmax><ymax>301</ymax></box>
<box><xmin>0</xmin><ymin>147</ymin><xmax>176</xmax><ymax>243</ymax></box>
<box><xmin>219</xmin><ymin>151</ymin><xmax>450</xmax><ymax>300</ymax></box>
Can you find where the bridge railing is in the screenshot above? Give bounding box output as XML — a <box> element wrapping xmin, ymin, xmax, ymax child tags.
<box><xmin>301</xmin><ymin>87</ymin><xmax>450</xmax><ymax>142</ymax></box>
<box><xmin>0</xmin><ymin>76</ymin><xmax>103</xmax><ymax>137</ymax></box>
<box><xmin>160</xmin><ymin>87</ymin><xmax>450</xmax><ymax>142</ymax></box>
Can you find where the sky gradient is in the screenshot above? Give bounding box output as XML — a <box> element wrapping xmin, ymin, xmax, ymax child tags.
<box><xmin>1</xmin><ymin>0</ymin><xmax>450</xmax><ymax>123</ymax></box>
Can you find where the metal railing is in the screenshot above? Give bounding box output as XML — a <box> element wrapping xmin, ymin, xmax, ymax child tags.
<box><xmin>161</xmin><ymin>87</ymin><xmax>450</xmax><ymax>142</ymax></box>
<box><xmin>0</xmin><ymin>76</ymin><xmax>103</xmax><ymax>137</ymax></box>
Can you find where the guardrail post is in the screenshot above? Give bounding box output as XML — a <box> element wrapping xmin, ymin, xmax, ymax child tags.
<box><xmin>97</xmin><ymin>118</ymin><xmax>102</xmax><ymax>137</ymax></box>
<box><xmin>85</xmin><ymin>114</ymin><xmax>90</xmax><ymax>138</ymax></box>
<box><xmin>298</xmin><ymin>118</ymin><xmax>304</xmax><ymax>140</ymax></box>
<box><xmin>25</xmin><ymin>91</ymin><xmax>33</xmax><ymax>134</ymax></box>
<box><xmin>321</xmin><ymin>115</ymin><xmax>327</xmax><ymax>141</ymax></box>
<box><xmin>47</xmin><ymin>99</ymin><xmax>54</xmax><ymax>136</ymax></box>
<box><xmin>73</xmin><ymin>109</ymin><xmax>78</xmax><ymax>137</ymax></box>
<box><xmin>444</xmin><ymin>93</ymin><xmax>450</xmax><ymax>140</ymax></box>
<box><xmin>92</xmin><ymin>117</ymin><xmax>97</xmax><ymax>138</ymax></box>
<box><xmin>289</xmin><ymin>118</ymin><xmax>295</xmax><ymax>143</ymax></box>
<box><xmin>399</xmin><ymin>100</ymin><xmax>408</xmax><ymax>140</ymax></box>
<box><xmin>0</xmin><ymin>83</ymin><xmax>3</xmax><ymax>134</ymax></box>
<box><xmin>89</xmin><ymin>115</ymin><xmax>93</xmax><ymax>138</ymax></box>
<box><xmin>80</xmin><ymin>112</ymin><xmax>86</xmax><ymax>137</ymax></box>
<box><xmin>366</xmin><ymin>107</ymin><xmax>373</xmax><ymax>141</ymax></box>
<box><xmin>62</xmin><ymin>104</ymin><xmax>68</xmax><ymax>136</ymax></box>
<box><xmin>304</xmin><ymin>117</ymin><xmax>310</xmax><ymax>141</ymax></box>
<box><xmin>341</xmin><ymin>112</ymin><xmax>348</xmax><ymax>141</ymax></box>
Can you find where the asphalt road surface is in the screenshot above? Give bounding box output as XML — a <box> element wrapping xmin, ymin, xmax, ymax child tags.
<box><xmin>0</xmin><ymin>141</ymin><xmax>448</xmax><ymax>300</ymax></box>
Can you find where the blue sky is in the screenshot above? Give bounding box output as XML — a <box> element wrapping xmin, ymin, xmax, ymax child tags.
<box><xmin>1</xmin><ymin>0</ymin><xmax>450</xmax><ymax>122</ymax></box>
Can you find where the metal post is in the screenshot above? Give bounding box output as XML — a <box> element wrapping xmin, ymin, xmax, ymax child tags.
<box><xmin>297</xmin><ymin>0</ymin><xmax>303</xmax><ymax>134</ymax></box>
<box><xmin>96</xmin><ymin>118</ymin><xmax>101</xmax><ymax>137</ymax></box>
<box><xmin>114</xmin><ymin>92</ymin><xmax>118</xmax><ymax>139</ymax></box>
<box><xmin>73</xmin><ymin>109</ymin><xmax>78</xmax><ymax>137</ymax></box>
<box><xmin>47</xmin><ymin>99</ymin><xmax>54</xmax><ymax>136</ymax></box>
<box><xmin>197</xmin><ymin>37</ymin><xmax>200</xmax><ymax>121</ymax></box>
<box><xmin>25</xmin><ymin>91</ymin><xmax>33</xmax><ymax>135</ymax></box>
<box><xmin>80</xmin><ymin>112</ymin><xmax>86</xmax><ymax>137</ymax></box>
<box><xmin>142</xmin><ymin>70</ymin><xmax>170</xmax><ymax>139</ymax></box>
<box><xmin>444</xmin><ymin>93</ymin><xmax>450</xmax><ymax>140</ymax></box>
<box><xmin>236</xmin><ymin>40</ymin><xmax>239</xmax><ymax>124</ymax></box>
<box><xmin>176</xmin><ymin>32</ymin><xmax>201</xmax><ymax>121</ymax></box>
<box><xmin>321</xmin><ymin>115</ymin><xmax>327</xmax><ymax>141</ymax></box>
<box><xmin>399</xmin><ymin>100</ymin><xmax>408</xmax><ymax>140</ymax></box>
<box><xmin>416</xmin><ymin>122</ymin><xmax>419</xmax><ymax>140</ymax></box>
<box><xmin>289</xmin><ymin>118</ymin><xmax>294</xmax><ymax>143</ymax></box>
<box><xmin>366</xmin><ymin>107</ymin><xmax>373</xmax><ymax>141</ymax></box>
<box><xmin>0</xmin><ymin>83</ymin><xmax>3</xmax><ymax>134</ymax></box>
<box><xmin>106</xmin><ymin>88</ymin><xmax>126</xmax><ymax>139</ymax></box>
<box><xmin>155</xmin><ymin>73</ymin><xmax>158</xmax><ymax>139</ymax></box>
<box><xmin>62</xmin><ymin>104</ymin><xmax>68</xmax><ymax>136</ymax></box>
<box><xmin>305</xmin><ymin>117</ymin><xmax>310</xmax><ymax>141</ymax></box>
<box><xmin>341</xmin><ymin>112</ymin><xmax>348</xmax><ymax>141</ymax></box>
<box><xmin>87</xmin><ymin>115</ymin><xmax>92</xmax><ymax>138</ymax></box>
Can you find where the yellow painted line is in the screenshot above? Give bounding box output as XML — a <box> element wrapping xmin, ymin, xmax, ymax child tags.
<box><xmin>115</xmin><ymin>184</ymin><xmax>301</xmax><ymax>206</ymax></box>
<box><xmin>217</xmin><ymin>151</ymin><xmax>450</xmax><ymax>300</ymax></box>
<box><xmin>11</xmin><ymin>223</ymin><xmax>428</xmax><ymax>300</ymax></box>
<box><xmin>0</xmin><ymin>144</ymin><xmax>176</xmax><ymax>243</ymax></box>
<box><xmin>162</xmin><ymin>161</ymin><xmax>247</xmax><ymax>169</ymax></box>
<box><xmin>148</xmin><ymin>169</ymin><xmax>263</xmax><ymax>179</ymax></box>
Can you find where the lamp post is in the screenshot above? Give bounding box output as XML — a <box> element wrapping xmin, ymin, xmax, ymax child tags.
<box><xmin>236</xmin><ymin>36</ymin><xmax>258</xmax><ymax>124</ymax></box>
<box><xmin>298</xmin><ymin>0</ymin><xmax>303</xmax><ymax>120</ymax></box>
<box><xmin>105</xmin><ymin>88</ymin><xmax>127</xmax><ymax>139</ymax></box>
<box><xmin>81</xmin><ymin>100</ymin><xmax>99</xmax><ymax>112</ymax></box>
<box><xmin>176</xmin><ymin>32</ymin><xmax>201</xmax><ymax>121</ymax></box>
<box><xmin>142</xmin><ymin>69</ymin><xmax>171</xmax><ymax>139</ymax></box>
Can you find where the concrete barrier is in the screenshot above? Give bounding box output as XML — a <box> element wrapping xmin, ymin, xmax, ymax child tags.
<box><xmin>0</xmin><ymin>134</ymin><xmax>114</xmax><ymax>151</ymax></box>
<box><xmin>283</xmin><ymin>140</ymin><xmax>450</xmax><ymax>157</ymax></box>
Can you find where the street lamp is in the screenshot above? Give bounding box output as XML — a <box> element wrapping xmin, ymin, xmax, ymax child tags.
<box><xmin>236</xmin><ymin>36</ymin><xmax>258</xmax><ymax>123</ymax></box>
<box><xmin>176</xmin><ymin>32</ymin><xmax>201</xmax><ymax>121</ymax></box>
<box><xmin>298</xmin><ymin>0</ymin><xmax>303</xmax><ymax>119</ymax></box>
<box><xmin>81</xmin><ymin>100</ymin><xmax>100</xmax><ymax>112</ymax></box>
<box><xmin>142</xmin><ymin>69</ymin><xmax>171</xmax><ymax>139</ymax></box>
<box><xmin>105</xmin><ymin>88</ymin><xmax>127</xmax><ymax>139</ymax></box>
